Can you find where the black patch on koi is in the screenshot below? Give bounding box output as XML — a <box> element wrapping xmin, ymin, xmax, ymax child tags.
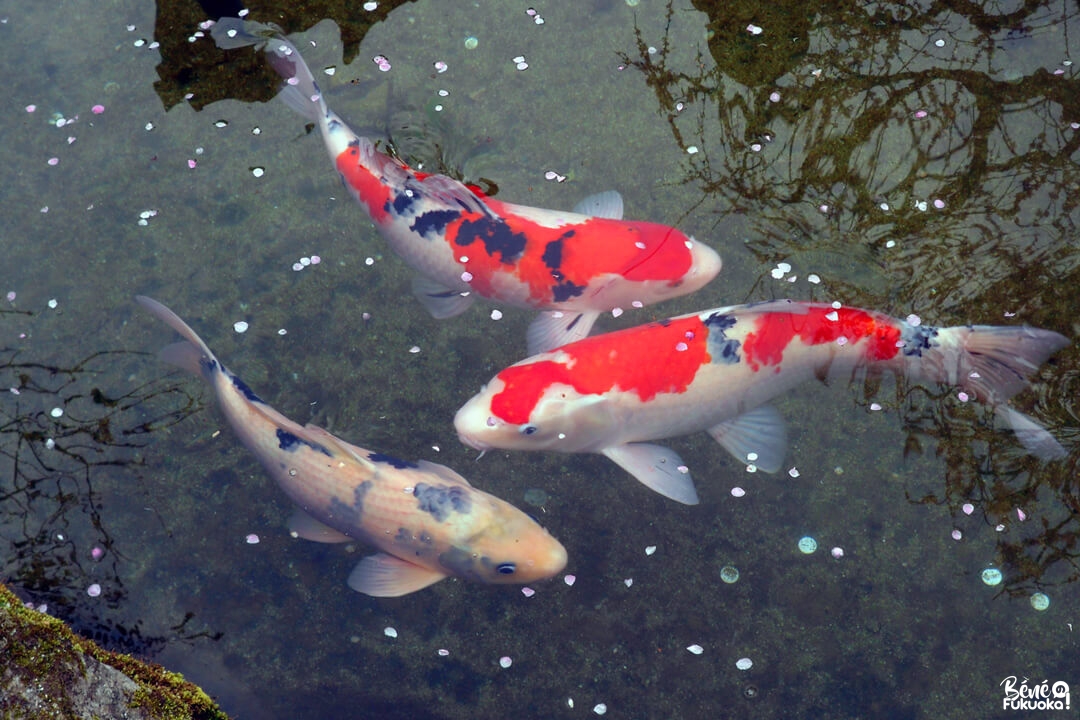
<box><xmin>413</xmin><ymin>482</ymin><xmax>472</xmax><ymax>523</ymax></box>
<box><xmin>541</xmin><ymin>231</ymin><xmax>575</xmax><ymax>272</ymax></box>
<box><xmin>391</xmin><ymin>188</ymin><xmax>419</xmax><ymax>216</ymax></box>
<box><xmin>276</xmin><ymin>428</ymin><xmax>333</xmax><ymax>457</ymax></box>
<box><xmin>704</xmin><ymin>312</ymin><xmax>737</xmax><ymax>331</ymax></box>
<box><xmin>542</xmin><ymin>238</ymin><xmax>563</xmax><ymax>270</ymax></box>
<box><xmin>230</xmin><ymin>373</ymin><xmax>263</xmax><ymax>403</ymax></box>
<box><xmin>198</xmin><ymin>357</ymin><xmax>219</xmax><ymax>384</ymax></box>
<box><xmin>438</xmin><ymin>546</ymin><xmax>476</xmax><ymax>578</ymax></box>
<box><xmin>455</xmin><ymin>217</ymin><xmax>526</xmax><ymax>264</ymax></box>
<box><xmin>328</xmin><ymin>480</ymin><xmax>372</xmax><ymax>527</ymax></box>
<box><xmin>369</xmin><ymin>452</ymin><xmax>418</xmax><ymax>469</ymax></box>
<box><xmin>704</xmin><ymin>312</ymin><xmax>742</xmax><ymax>364</ymax></box>
<box><xmin>901</xmin><ymin>324</ymin><xmax>940</xmax><ymax>358</ymax></box>
<box><xmin>552</xmin><ymin>279</ymin><xmax>586</xmax><ymax>302</ymax></box>
<box><xmin>410</xmin><ymin>209</ymin><xmax>460</xmax><ymax>238</ymax></box>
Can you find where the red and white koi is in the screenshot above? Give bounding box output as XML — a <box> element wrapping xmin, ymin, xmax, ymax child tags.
<box><xmin>212</xmin><ymin>19</ymin><xmax>722</xmax><ymax>354</ymax></box>
<box><xmin>455</xmin><ymin>300</ymin><xmax>1069</xmax><ymax>504</ymax></box>
<box><xmin>137</xmin><ymin>296</ymin><xmax>566</xmax><ymax>596</ymax></box>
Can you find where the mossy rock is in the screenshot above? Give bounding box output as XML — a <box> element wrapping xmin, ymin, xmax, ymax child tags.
<box><xmin>0</xmin><ymin>582</ymin><xmax>229</xmax><ymax>720</ymax></box>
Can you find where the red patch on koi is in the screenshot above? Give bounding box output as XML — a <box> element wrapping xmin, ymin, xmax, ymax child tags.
<box><xmin>450</xmin><ymin>199</ymin><xmax>696</xmax><ymax>307</ymax></box>
<box><xmin>491</xmin><ymin>316</ymin><xmax>709</xmax><ymax>424</ymax></box>
<box><xmin>335</xmin><ymin>148</ymin><xmax>394</xmax><ymax>224</ymax></box>
<box><xmin>742</xmin><ymin>306</ymin><xmax>902</xmax><ymax>371</ymax></box>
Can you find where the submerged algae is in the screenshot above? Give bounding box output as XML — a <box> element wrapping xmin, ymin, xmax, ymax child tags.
<box><xmin>0</xmin><ymin>581</ymin><xmax>229</xmax><ymax>720</ymax></box>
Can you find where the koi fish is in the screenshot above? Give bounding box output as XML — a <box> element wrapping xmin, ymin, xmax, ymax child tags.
<box><xmin>455</xmin><ymin>300</ymin><xmax>1069</xmax><ymax>504</ymax></box>
<box><xmin>136</xmin><ymin>296</ymin><xmax>566</xmax><ymax>596</ymax></box>
<box><xmin>212</xmin><ymin>19</ymin><xmax>722</xmax><ymax>354</ymax></box>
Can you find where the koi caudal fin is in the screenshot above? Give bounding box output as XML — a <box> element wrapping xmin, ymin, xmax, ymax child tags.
<box><xmin>134</xmin><ymin>296</ymin><xmax>221</xmax><ymax>384</ymax></box>
<box><xmin>906</xmin><ymin>323</ymin><xmax>1070</xmax><ymax>460</ymax></box>
<box><xmin>212</xmin><ymin>18</ymin><xmax>325</xmax><ymax>124</ymax></box>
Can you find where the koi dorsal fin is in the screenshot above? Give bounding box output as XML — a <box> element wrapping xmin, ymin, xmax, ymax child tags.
<box><xmin>573</xmin><ymin>190</ymin><xmax>624</xmax><ymax>220</ymax></box>
<box><xmin>413</xmin><ymin>173</ymin><xmax>493</xmax><ymax>217</ymax></box>
<box><xmin>415</xmin><ymin>459</ymin><xmax>473</xmax><ymax>487</ymax></box>
<box><xmin>300</xmin><ymin>423</ymin><xmax>377</xmax><ymax>469</ymax></box>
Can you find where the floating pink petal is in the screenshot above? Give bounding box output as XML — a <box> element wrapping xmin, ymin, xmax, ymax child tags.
<box><xmin>91</xmin><ymin>104</ymin><xmax>105</xmax><ymax>114</ymax></box>
<box><xmin>962</xmin><ymin>503</ymin><xmax>974</xmax><ymax>515</ymax></box>
<box><xmin>87</xmin><ymin>583</ymin><xmax>101</xmax><ymax>597</ymax></box>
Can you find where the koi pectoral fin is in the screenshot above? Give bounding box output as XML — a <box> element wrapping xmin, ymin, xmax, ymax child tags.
<box><xmin>707</xmin><ymin>404</ymin><xmax>788</xmax><ymax>473</ymax></box>
<box><xmin>347</xmin><ymin>553</ymin><xmax>449</xmax><ymax>597</ymax></box>
<box><xmin>601</xmin><ymin>443</ymin><xmax>700</xmax><ymax>505</ymax></box>
<box><xmin>287</xmin><ymin>508</ymin><xmax>353</xmax><ymax>543</ymax></box>
<box><xmin>527</xmin><ymin>310</ymin><xmax>599</xmax><ymax>355</ymax></box>
<box><xmin>411</xmin><ymin>275</ymin><xmax>475</xmax><ymax>319</ymax></box>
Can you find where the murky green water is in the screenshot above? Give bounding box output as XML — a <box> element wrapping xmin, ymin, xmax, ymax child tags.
<box><xmin>1</xmin><ymin>1</ymin><xmax>1077</xmax><ymax>718</ymax></box>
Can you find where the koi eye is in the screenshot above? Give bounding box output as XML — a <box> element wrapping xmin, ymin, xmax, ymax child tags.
<box><xmin>496</xmin><ymin>562</ymin><xmax>516</xmax><ymax>575</ymax></box>
<box><xmin>486</xmin><ymin>416</ymin><xmax>497</xmax><ymax>427</ymax></box>
<box><xmin>520</xmin><ymin>425</ymin><xmax>538</xmax><ymax>435</ymax></box>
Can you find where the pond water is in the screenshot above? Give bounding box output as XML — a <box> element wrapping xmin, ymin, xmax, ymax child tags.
<box><xmin>1</xmin><ymin>1</ymin><xmax>1077</xmax><ymax>718</ymax></box>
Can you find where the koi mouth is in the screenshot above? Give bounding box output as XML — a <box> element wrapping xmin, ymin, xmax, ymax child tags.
<box><xmin>457</xmin><ymin>432</ymin><xmax>492</xmax><ymax>453</ymax></box>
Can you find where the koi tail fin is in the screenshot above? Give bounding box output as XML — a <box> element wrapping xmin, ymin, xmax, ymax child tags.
<box><xmin>211</xmin><ymin>18</ymin><xmax>326</xmax><ymax>124</ymax></box>
<box><xmin>211</xmin><ymin>17</ymin><xmax>280</xmax><ymax>50</ymax></box>
<box><xmin>908</xmin><ymin>324</ymin><xmax>1070</xmax><ymax>459</ymax></box>
<box><xmin>135</xmin><ymin>296</ymin><xmax>220</xmax><ymax>384</ymax></box>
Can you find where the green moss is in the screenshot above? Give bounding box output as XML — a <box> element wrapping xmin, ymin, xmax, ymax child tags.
<box><xmin>0</xmin><ymin>581</ymin><xmax>229</xmax><ymax>720</ymax></box>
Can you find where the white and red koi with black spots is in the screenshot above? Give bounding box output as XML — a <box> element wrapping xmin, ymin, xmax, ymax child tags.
<box><xmin>213</xmin><ymin>19</ymin><xmax>722</xmax><ymax>354</ymax></box>
<box><xmin>136</xmin><ymin>296</ymin><xmax>566</xmax><ymax>597</ymax></box>
<box><xmin>455</xmin><ymin>300</ymin><xmax>1069</xmax><ymax>504</ymax></box>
